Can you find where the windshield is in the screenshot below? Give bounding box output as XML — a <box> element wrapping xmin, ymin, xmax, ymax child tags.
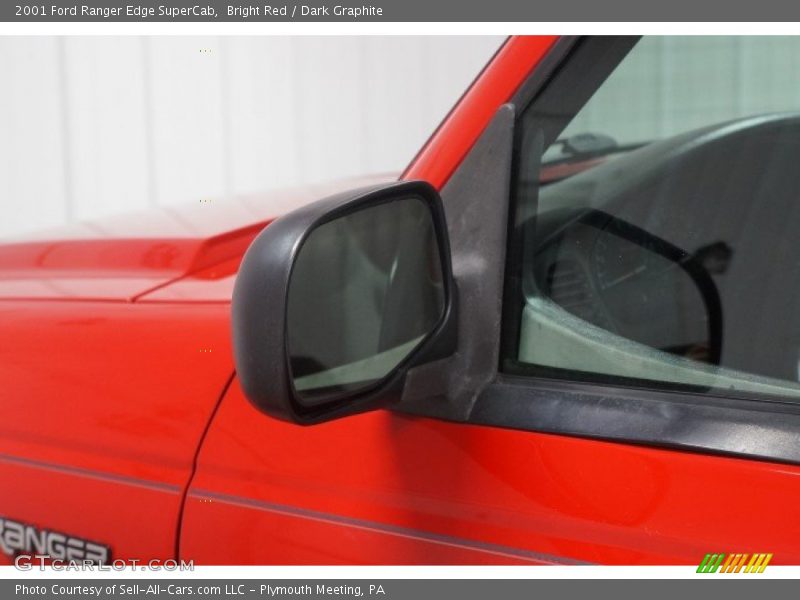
<box><xmin>540</xmin><ymin>36</ymin><xmax>800</xmax><ymax>183</ymax></box>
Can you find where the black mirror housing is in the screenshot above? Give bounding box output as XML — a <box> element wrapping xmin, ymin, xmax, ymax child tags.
<box><xmin>232</xmin><ymin>180</ymin><xmax>457</xmax><ymax>424</ymax></box>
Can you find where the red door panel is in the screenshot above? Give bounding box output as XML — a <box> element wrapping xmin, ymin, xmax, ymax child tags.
<box><xmin>181</xmin><ymin>378</ymin><xmax>800</xmax><ymax>565</ymax></box>
<box><xmin>182</xmin><ymin>493</ymin><xmax>540</xmax><ymax>565</ymax></box>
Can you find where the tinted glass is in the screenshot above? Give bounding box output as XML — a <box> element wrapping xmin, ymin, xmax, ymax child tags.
<box><xmin>506</xmin><ymin>36</ymin><xmax>800</xmax><ymax>400</ymax></box>
<box><xmin>287</xmin><ymin>197</ymin><xmax>445</xmax><ymax>403</ymax></box>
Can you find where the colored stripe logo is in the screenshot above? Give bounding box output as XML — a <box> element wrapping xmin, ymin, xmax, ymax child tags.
<box><xmin>697</xmin><ymin>553</ymin><xmax>772</xmax><ymax>573</ymax></box>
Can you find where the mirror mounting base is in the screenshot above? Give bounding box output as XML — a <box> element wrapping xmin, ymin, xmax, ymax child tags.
<box><xmin>398</xmin><ymin>104</ymin><xmax>516</xmax><ymax>422</ymax></box>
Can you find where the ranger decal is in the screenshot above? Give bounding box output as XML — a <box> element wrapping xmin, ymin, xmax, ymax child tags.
<box><xmin>0</xmin><ymin>517</ymin><xmax>110</xmax><ymax>564</ymax></box>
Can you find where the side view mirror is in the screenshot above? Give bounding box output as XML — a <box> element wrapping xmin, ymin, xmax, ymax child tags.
<box><xmin>232</xmin><ymin>181</ymin><xmax>456</xmax><ymax>424</ymax></box>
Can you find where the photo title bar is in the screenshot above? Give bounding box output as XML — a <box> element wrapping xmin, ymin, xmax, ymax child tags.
<box><xmin>4</xmin><ymin>0</ymin><xmax>800</xmax><ymax>21</ymax></box>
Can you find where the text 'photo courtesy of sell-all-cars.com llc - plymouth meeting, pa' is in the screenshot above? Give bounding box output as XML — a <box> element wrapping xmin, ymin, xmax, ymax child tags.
<box><xmin>2</xmin><ymin>35</ymin><xmax>800</xmax><ymax>566</ymax></box>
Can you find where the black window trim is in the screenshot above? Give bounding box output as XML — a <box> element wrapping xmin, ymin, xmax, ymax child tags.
<box><xmin>474</xmin><ymin>375</ymin><xmax>800</xmax><ymax>466</ymax></box>
<box><xmin>478</xmin><ymin>34</ymin><xmax>800</xmax><ymax>466</ymax></box>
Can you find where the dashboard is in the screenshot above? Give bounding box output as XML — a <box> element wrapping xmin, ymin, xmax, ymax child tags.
<box><xmin>531</xmin><ymin>212</ymin><xmax>715</xmax><ymax>363</ymax></box>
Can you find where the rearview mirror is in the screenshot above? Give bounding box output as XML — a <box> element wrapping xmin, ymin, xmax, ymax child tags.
<box><xmin>232</xmin><ymin>181</ymin><xmax>456</xmax><ymax>424</ymax></box>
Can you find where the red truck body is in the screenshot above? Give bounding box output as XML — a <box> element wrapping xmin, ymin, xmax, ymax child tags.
<box><xmin>1</xmin><ymin>35</ymin><xmax>798</xmax><ymax>566</ymax></box>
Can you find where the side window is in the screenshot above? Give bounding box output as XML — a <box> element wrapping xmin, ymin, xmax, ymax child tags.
<box><xmin>504</xmin><ymin>36</ymin><xmax>800</xmax><ymax>400</ymax></box>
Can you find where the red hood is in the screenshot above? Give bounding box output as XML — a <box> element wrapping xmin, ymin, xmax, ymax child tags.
<box><xmin>0</xmin><ymin>174</ymin><xmax>394</xmax><ymax>303</ymax></box>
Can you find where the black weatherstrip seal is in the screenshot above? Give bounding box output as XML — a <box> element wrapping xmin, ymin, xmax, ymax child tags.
<box><xmin>472</xmin><ymin>376</ymin><xmax>800</xmax><ymax>466</ymax></box>
<box><xmin>509</xmin><ymin>36</ymin><xmax>579</xmax><ymax>110</ymax></box>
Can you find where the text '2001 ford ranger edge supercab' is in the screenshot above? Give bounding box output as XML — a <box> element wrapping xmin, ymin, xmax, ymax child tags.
<box><xmin>2</xmin><ymin>35</ymin><xmax>800</xmax><ymax>566</ymax></box>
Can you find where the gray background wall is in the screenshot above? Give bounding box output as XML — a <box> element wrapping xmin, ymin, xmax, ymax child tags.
<box><xmin>0</xmin><ymin>36</ymin><xmax>504</xmax><ymax>238</ymax></box>
<box><xmin>6</xmin><ymin>36</ymin><xmax>800</xmax><ymax>240</ymax></box>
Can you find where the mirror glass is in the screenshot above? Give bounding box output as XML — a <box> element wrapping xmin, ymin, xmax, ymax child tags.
<box><xmin>287</xmin><ymin>196</ymin><xmax>445</xmax><ymax>404</ymax></box>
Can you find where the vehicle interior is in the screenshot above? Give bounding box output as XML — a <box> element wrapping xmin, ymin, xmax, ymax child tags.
<box><xmin>520</xmin><ymin>113</ymin><xmax>800</xmax><ymax>398</ymax></box>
